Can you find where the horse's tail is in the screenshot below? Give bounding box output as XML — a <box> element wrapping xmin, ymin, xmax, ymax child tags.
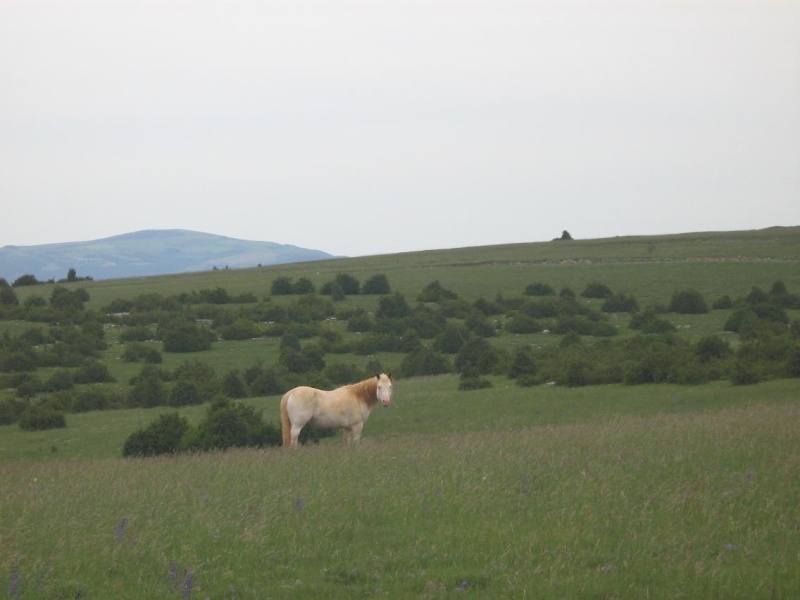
<box><xmin>280</xmin><ymin>392</ymin><xmax>292</xmax><ymax>448</ymax></box>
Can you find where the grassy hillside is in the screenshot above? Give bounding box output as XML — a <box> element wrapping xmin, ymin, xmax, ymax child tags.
<box><xmin>1</xmin><ymin>227</ymin><xmax>800</xmax><ymax>598</ymax></box>
<box><xmin>12</xmin><ymin>225</ymin><xmax>795</xmax><ymax>306</ymax></box>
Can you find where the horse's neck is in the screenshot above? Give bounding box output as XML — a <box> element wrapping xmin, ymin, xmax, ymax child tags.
<box><xmin>351</xmin><ymin>379</ymin><xmax>378</xmax><ymax>408</ymax></box>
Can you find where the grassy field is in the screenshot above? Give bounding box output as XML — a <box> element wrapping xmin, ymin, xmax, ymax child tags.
<box><xmin>2</xmin><ymin>378</ymin><xmax>800</xmax><ymax>598</ymax></box>
<box><xmin>2</xmin><ymin>227</ymin><xmax>800</xmax><ymax>598</ymax></box>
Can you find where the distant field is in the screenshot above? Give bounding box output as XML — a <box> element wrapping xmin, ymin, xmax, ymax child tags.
<box><xmin>2</xmin><ymin>227</ymin><xmax>800</xmax><ymax>598</ymax></box>
<box><xmin>11</xmin><ymin>226</ymin><xmax>800</xmax><ymax>310</ymax></box>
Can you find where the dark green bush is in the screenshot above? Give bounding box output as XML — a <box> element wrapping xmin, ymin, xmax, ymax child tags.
<box><xmin>602</xmin><ymin>294</ymin><xmax>639</xmax><ymax>313</ymax></box>
<box><xmin>122</xmin><ymin>412</ymin><xmax>190</xmax><ymax>457</ymax></box>
<box><xmin>581</xmin><ymin>282</ymin><xmax>613</xmax><ymax>299</ymax></box>
<box><xmin>160</xmin><ymin>320</ymin><xmax>214</xmax><ymax>352</ymax></box>
<box><xmin>19</xmin><ymin>404</ymin><xmax>66</xmax><ymax>431</ymax></box>
<box><xmin>508</xmin><ymin>346</ymin><xmax>537</xmax><ymax>379</ymax></box>
<box><xmin>401</xmin><ymin>345</ymin><xmax>452</xmax><ymax>377</ymax></box>
<box><xmin>181</xmin><ymin>398</ymin><xmax>281</xmax><ymax>452</ymax></box>
<box><xmin>458</xmin><ymin>373</ymin><xmax>492</xmax><ymax>391</ymax></box>
<box><xmin>362</xmin><ymin>274</ymin><xmax>390</xmax><ymax>295</ymax></box>
<box><xmin>669</xmin><ymin>289</ymin><xmax>709</xmax><ymax>314</ymax></box>
<box><xmin>506</xmin><ymin>314</ymin><xmax>542</xmax><ymax>334</ymax></box>
<box><xmin>73</xmin><ymin>359</ymin><xmax>115</xmax><ymax>384</ymax></box>
<box><xmin>524</xmin><ymin>283</ymin><xmax>556</xmax><ymax>297</ymax></box>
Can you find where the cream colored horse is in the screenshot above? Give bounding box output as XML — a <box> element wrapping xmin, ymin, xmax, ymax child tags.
<box><xmin>280</xmin><ymin>373</ymin><xmax>393</xmax><ymax>447</ymax></box>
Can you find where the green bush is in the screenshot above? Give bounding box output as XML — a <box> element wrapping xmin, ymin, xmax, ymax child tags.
<box><xmin>508</xmin><ymin>346</ymin><xmax>537</xmax><ymax>379</ymax></box>
<box><xmin>458</xmin><ymin>373</ymin><xmax>492</xmax><ymax>391</ymax></box>
<box><xmin>122</xmin><ymin>412</ymin><xmax>190</xmax><ymax>457</ymax></box>
<box><xmin>160</xmin><ymin>320</ymin><xmax>214</xmax><ymax>352</ymax></box>
<box><xmin>669</xmin><ymin>289</ymin><xmax>709</xmax><ymax>314</ymax></box>
<box><xmin>181</xmin><ymin>398</ymin><xmax>281</xmax><ymax>452</ymax></box>
<box><xmin>506</xmin><ymin>314</ymin><xmax>542</xmax><ymax>334</ymax></box>
<box><xmin>362</xmin><ymin>274</ymin><xmax>391</xmax><ymax>295</ymax></box>
<box><xmin>19</xmin><ymin>404</ymin><xmax>66</xmax><ymax>431</ymax></box>
<box><xmin>401</xmin><ymin>346</ymin><xmax>452</xmax><ymax>377</ymax></box>
<box><xmin>581</xmin><ymin>282</ymin><xmax>613</xmax><ymax>299</ymax></box>
<box><xmin>602</xmin><ymin>294</ymin><xmax>639</xmax><ymax>313</ymax></box>
<box><xmin>524</xmin><ymin>283</ymin><xmax>556</xmax><ymax>297</ymax></box>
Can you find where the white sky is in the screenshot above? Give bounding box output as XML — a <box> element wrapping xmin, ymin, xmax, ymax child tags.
<box><xmin>1</xmin><ymin>0</ymin><xmax>798</xmax><ymax>257</ymax></box>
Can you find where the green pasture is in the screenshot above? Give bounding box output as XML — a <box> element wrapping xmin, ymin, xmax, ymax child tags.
<box><xmin>10</xmin><ymin>227</ymin><xmax>800</xmax><ymax>312</ymax></box>
<box><xmin>2</xmin><ymin>227</ymin><xmax>800</xmax><ymax>597</ymax></box>
<box><xmin>1</xmin><ymin>379</ymin><xmax>799</xmax><ymax>598</ymax></box>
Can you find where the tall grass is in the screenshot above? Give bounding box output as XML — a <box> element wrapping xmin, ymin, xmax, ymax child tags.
<box><xmin>2</xmin><ymin>399</ymin><xmax>799</xmax><ymax>598</ymax></box>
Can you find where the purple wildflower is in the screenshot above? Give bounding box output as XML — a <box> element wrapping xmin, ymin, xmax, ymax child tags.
<box><xmin>8</xmin><ymin>563</ymin><xmax>21</xmax><ymax>599</ymax></box>
<box><xmin>115</xmin><ymin>518</ymin><xmax>128</xmax><ymax>542</ymax></box>
<box><xmin>182</xmin><ymin>570</ymin><xmax>195</xmax><ymax>599</ymax></box>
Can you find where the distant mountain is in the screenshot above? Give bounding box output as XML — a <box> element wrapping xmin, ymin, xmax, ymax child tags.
<box><xmin>0</xmin><ymin>230</ymin><xmax>336</xmax><ymax>282</ymax></box>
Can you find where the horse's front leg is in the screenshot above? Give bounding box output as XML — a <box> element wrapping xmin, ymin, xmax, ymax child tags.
<box><xmin>343</xmin><ymin>427</ymin><xmax>353</xmax><ymax>444</ymax></box>
<box><xmin>349</xmin><ymin>422</ymin><xmax>364</xmax><ymax>443</ymax></box>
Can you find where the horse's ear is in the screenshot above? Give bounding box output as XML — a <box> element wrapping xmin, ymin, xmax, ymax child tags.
<box><xmin>375</xmin><ymin>373</ymin><xmax>381</xmax><ymax>380</ymax></box>
<box><xmin>387</xmin><ymin>372</ymin><xmax>392</xmax><ymax>380</ymax></box>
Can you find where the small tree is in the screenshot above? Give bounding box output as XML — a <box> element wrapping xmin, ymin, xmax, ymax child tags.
<box><xmin>669</xmin><ymin>289</ymin><xmax>709</xmax><ymax>314</ymax></box>
<box><xmin>181</xmin><ymin>398</ymin><xmax>281</xmax><ymax>452</ymax></box>
<box><xmin>362</xmin><ymin>274</ymin><xmax>391</xmax><ymax>295</ymax></box>
<box><xmin>122</xmin><ymin>413</ymin><xmax>190</xmax><ymax>457</ymax></box>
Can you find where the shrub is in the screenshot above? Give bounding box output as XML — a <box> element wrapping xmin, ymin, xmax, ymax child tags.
<box><xmin>222</xmin><ymin>369</ymin><xmax>248</xmax><ymax>398</ymax></box>
<box><xmin>401</xmin><ymin>346</ymin><xmax>452</xmax><ymax>377</ymax></box>
<box><xmin>71</xmin><ymin>388</ymin><xmax>117</xmax><ymax>412</ymax></box>
<box><xmin>74</xmin><ymin>360</ymin><xmax>115</xmax><ymax>384</ymax></box>
<box><xmin>602</xmin><ymin>293</ymin><xmax>639</xmax><ymax>313</ymax></box>
<box><xmin>160</xmin><ymin>320</ymin><xmax>214</xmax><ymax>352</ymax></box>
<box><xmin>0</xmin><ymin>398</ymin><xmax>28</xmax><ymax>425</ymax></box>
<box><xmin>122</xmin><ymin>342</ymin><xmax>162</xmax><ymax>363</ymax></box>
<box><xmin>712</xmin><ymin>295</ymin><xmax>733</xmax><ymax>309</ymax></box>
<box><xmin>362</xmin><ymin>274</ymin><xmax>390</xmax><ymax>295</ymax></box>
<box><xmin>433</xmin><ymin>323</ymin><xmax>470</xmax><ymax>354</ymax></box>
<box><xmin>669</xmin><ymin>289</ymin><xmax>709</xmax><ymax>314</ymax></box>
<box><xmin>524</xmin><ymin>283</ymin><xmax>556</xmax><ymax>297</ymax></box>
<box><xmin>271</xmin><ymin>276</ymin><xmax>295</xmax><ymax>295</ymax></box>
<box><xmin>508</xmin><ymin>346</ymin><xmax>537</xmax><ymax>379</ymax></box>
<box><xmin>122</xmin><ymin>412</ymin><xmax>190</xmax><ymax>457</ymax></box>
<box><xmin>458</xmin><ymin>373</ymin><xmax>492</xmax><ymax>391</ymax></box>
<box><xmin>120</xmin><ymin>326</ymin><xmax>155</xmax><ymax>342</ymax></box>
<box><xmin>506</xmin><ymin>314</ymin><xmax>542</xmax><ymax>334</ymax></box>
<box><xmin>127</xmin><ymin>366</ymin><xmax>168</xmax><ymax>408</ymax></box>
<box><xmin>19</xmin><ymin>404</ymin><xmax>66</xmax><ymax>431</ymax></box>
<box><xmin>218</xmin><ymin>319</ymin><xmax>260</xmax><ymax>341</ymax></box>
<box><xmin>169</xmin><ymin>380</ymin><xmax>203</xmax><ymax>407</ymax></box>
<box><xmin>455</xmin><ymin>338</ymin><xmax>499</xmax><ymax>375</ymax></box>
<box><xmin>181</xmin><ymin>398</ymin><xmax>281</xmax><ymax>452</ymax></box>
<box><xmin>581</xmin><ymin>282</ymin><xmax>613</xmax><ymax>299</ymax></box>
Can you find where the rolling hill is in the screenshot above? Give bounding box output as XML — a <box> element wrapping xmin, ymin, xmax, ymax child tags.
<box><xmin>0</xmin><ymin>229</ymin><xmax>336</xmax><ymax>281</ymax></box>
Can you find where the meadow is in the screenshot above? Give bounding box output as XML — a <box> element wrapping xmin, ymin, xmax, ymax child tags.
<box><xmin>2</xmin><ymin>227</ymin><xmax>800</xmax><ymax>598</ymax></box>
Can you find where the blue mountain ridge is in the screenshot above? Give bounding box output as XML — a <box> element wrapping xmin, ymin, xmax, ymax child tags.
<box><xmin>0</xmin><ymin>229</ymin><xmax>336</xmax><ymax>281</ymax></box>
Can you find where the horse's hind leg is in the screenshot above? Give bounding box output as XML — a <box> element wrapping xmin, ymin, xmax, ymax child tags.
<box><xmin>290</xmin><ymin>425</ymin><xmax>303</xmax><ymax>448</ymax></box>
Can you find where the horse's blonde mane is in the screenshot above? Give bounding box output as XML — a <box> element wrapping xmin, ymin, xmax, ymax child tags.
<box><xmin>347</xmin><ymin>376</ymin><xmax>379</xmax><ymax>408</ymax></box>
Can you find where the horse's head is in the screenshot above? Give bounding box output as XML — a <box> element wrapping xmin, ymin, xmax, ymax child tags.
<box><xmin>376</xmin><ymin>373</ymin><xmax>393</xmax><ymax>407</ymax></box>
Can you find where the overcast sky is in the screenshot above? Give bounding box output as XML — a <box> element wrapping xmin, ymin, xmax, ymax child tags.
<box><xmin>1</xmin><ymin>0</ymin><xmax>798</xmax><ymax>257</ymax></box>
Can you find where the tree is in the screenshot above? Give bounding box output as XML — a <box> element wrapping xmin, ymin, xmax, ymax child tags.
<box><xmin>160</xmin><ymin>320</ymin><xmax>213</xmax><ymax>352</ymax></box>
<box><xmin>0</xmin><ymin>279</ymin><xmax>19</xmax><ymax>306</ymax></box>
<box><xmin>362</xmin><ymin>274</ymin><xmax>391</xmax><ymax>295</ymax></box>
<box><xmin>669</xmin><ymin>289</ymin><xmax>709</xmax><ymax>314</ymax></box>
<box><xmin>122</xmin><ymin>413</ymin><xmax>190</xmax><ymax>457</ymax></box>
<box><xmin>556</xmin><ymin>230</ymin><xmax>573</xmax><ymax>241</ymax></box>
<box><xmin>271</xmin><ymin>276</ymin><xmax>294</xmax><ymax>295</ymax></box>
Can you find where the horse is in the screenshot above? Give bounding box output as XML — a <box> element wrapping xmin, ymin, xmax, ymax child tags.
<box><xmin>280</xmin><ymin>373</ymin><xmax>393</xmax><ymax>448</ymax></box>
